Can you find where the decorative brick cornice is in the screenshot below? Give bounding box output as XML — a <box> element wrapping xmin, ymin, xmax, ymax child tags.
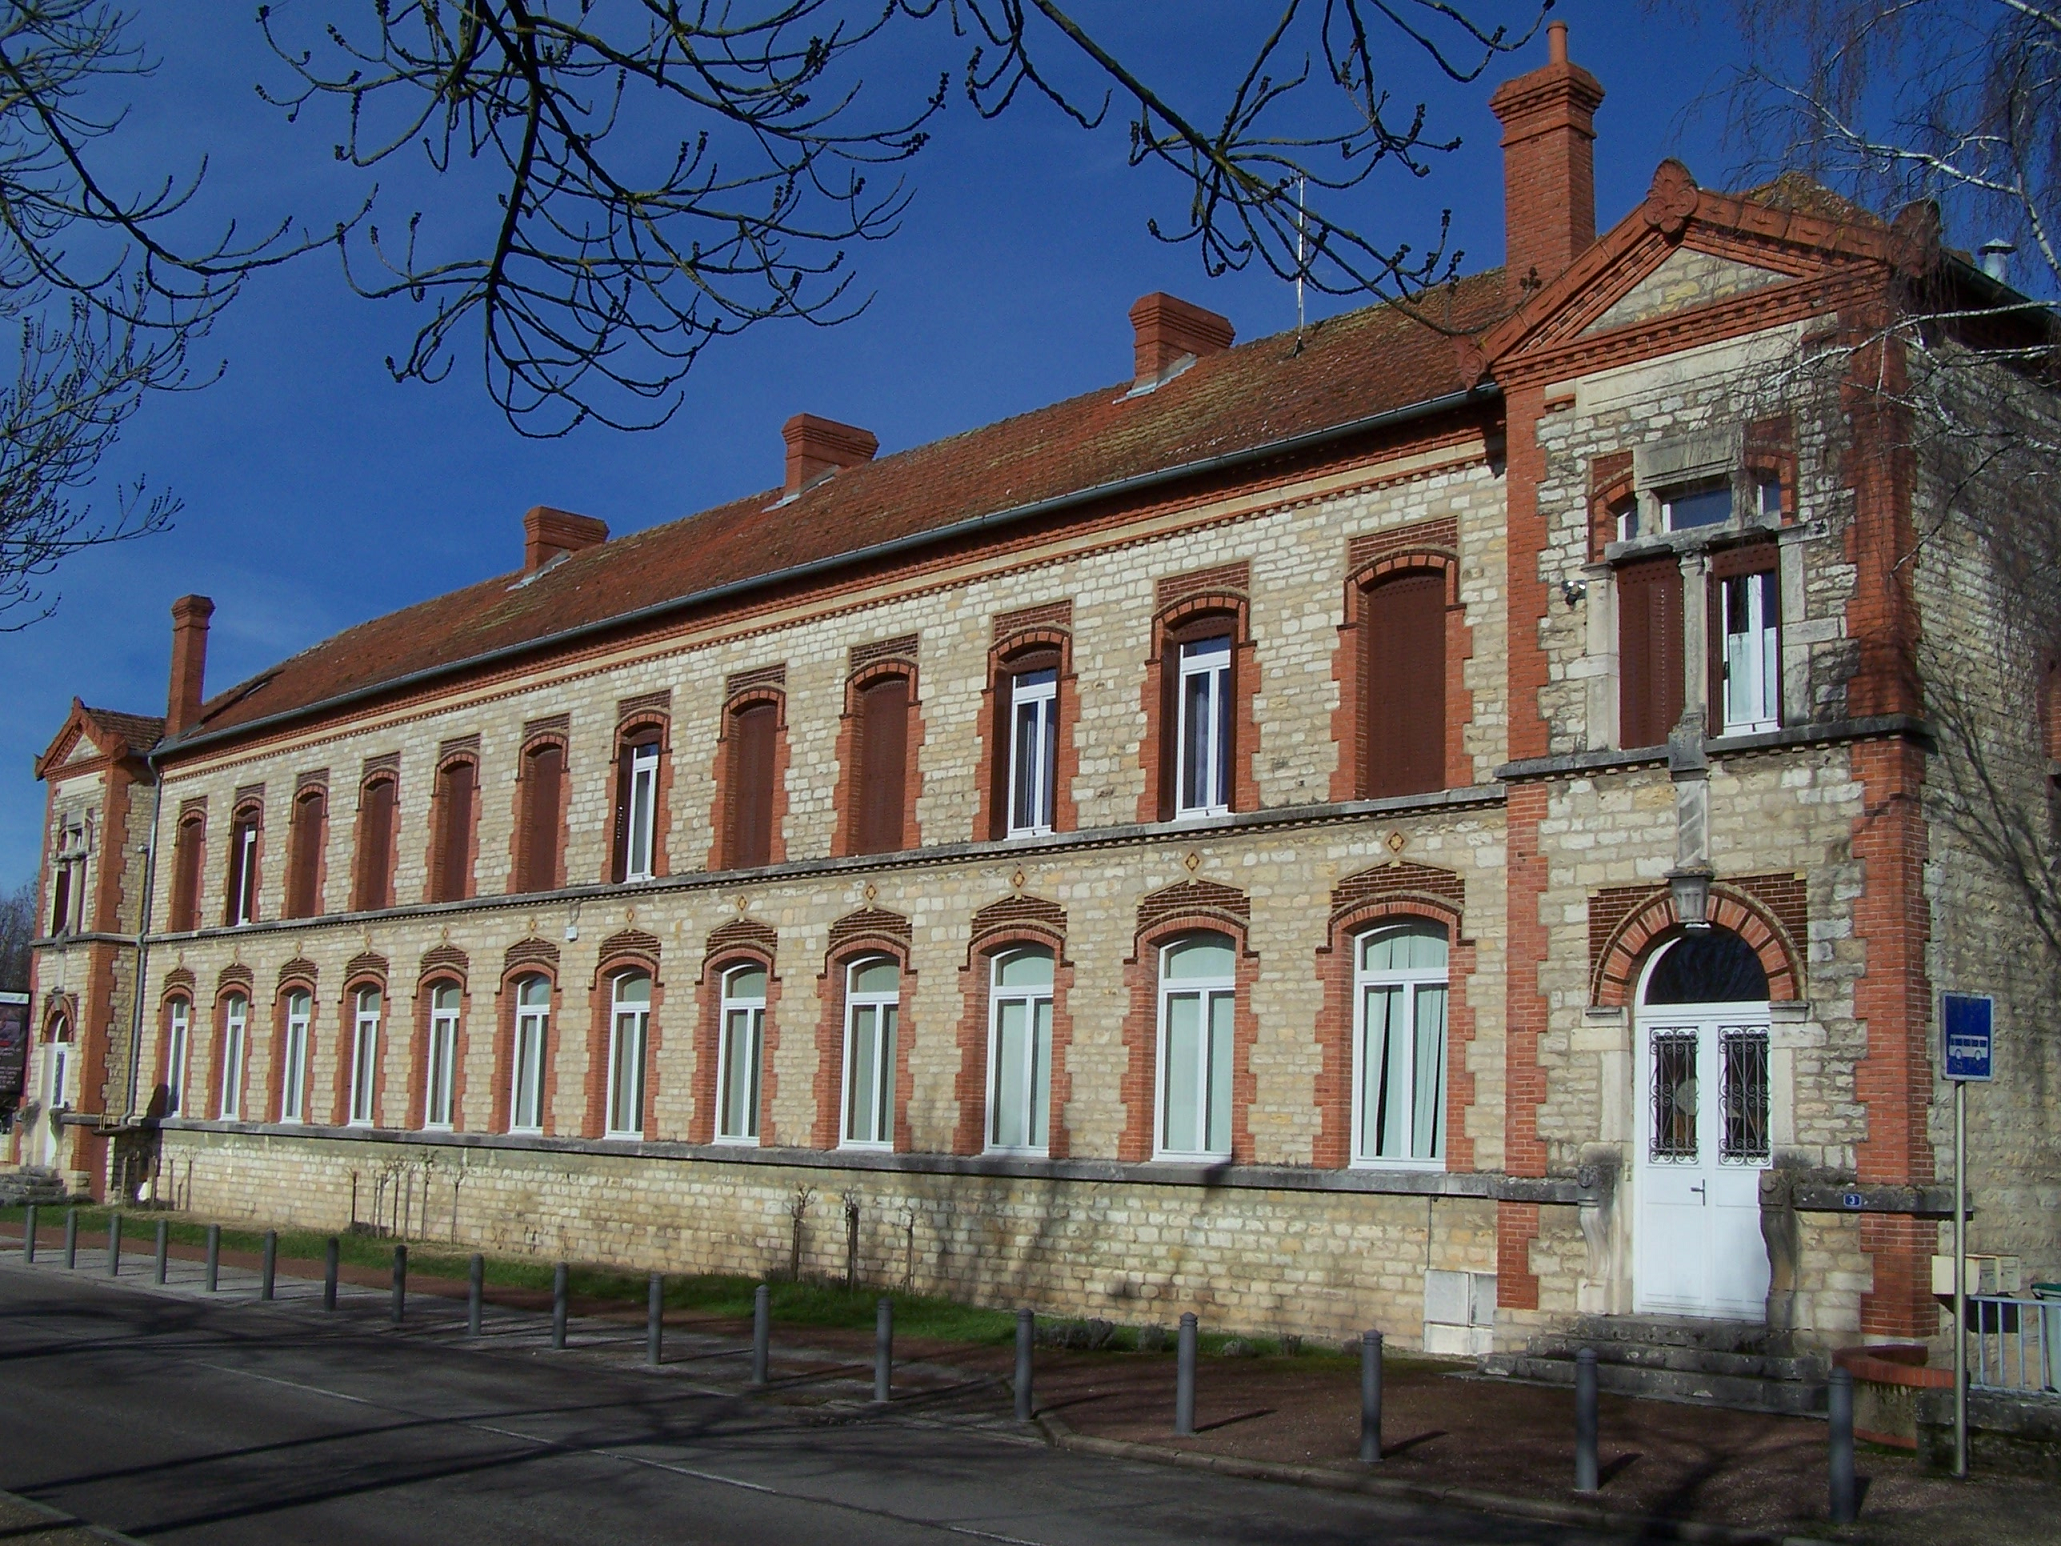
<box><xmin>275</xmin><ymin>957</ymin><xmax>317</xmax><ymax>992</ymax></box>
<box><xmin>343</xmin><ymin>951</ymin><xmax>389</xmax><ymax>985</ymax></box>
<box><xmin>702</xmin><ymin>917</ymin><xmax>777</xmax><ymax>966</ymax></box>
<box><xmin>502</xmin><ymin>937</ymin><xmax>560</xmax><ymax>976</ymax></box>
<box><xmin>1135</xmin><ymin>879</ymin><xmax>1250</xmax><ymax>939</ymax></box>
<box><xmin>826</xmin><ymin>907</ymin><xmax>912</xmax><ymax>957</ymax></box>
<box><xmin>417</xmin><ymin>944</ymin><xmax>469</xmax><ymax>982</ymax></box>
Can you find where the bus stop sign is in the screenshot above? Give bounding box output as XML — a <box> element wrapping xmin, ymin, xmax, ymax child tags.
<box><xmin>1943</xmin><ymin>993</ymin><xmax>1993</xmax><ymax>1082</ymax></box>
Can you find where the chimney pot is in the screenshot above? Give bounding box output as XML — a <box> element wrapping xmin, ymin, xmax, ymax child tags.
<box><xmin>522</xmin><ymin>505</ymin><xmax>609</xmax><ymax>573</ymax></box>
<box><xmin>166</xmin><ymin>594</ymin><xmax>214</xmax><ymax>736</ymax></box>
<box><xmin>1128</xmin><ymin>293</ymin><xmax>1235</xmax><ymax>385</ymax></box>
<box><xmin>781</xmin><ymin>413</ymin><xmax>879</xmax><ymax>497</ymax></box>
<box><xmin>1489</xmin><ymin>24</ymin><xmax>1605</xmax><ymax>310</ymax></box>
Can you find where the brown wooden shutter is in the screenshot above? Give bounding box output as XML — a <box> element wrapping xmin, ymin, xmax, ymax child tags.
<box><xmin>609</xmin><ymin>742</ymin><xmax>633</xmax><ymax>883</ymax></box>
<box><xmin>1156</xmin><ymin>636</ymin><xmax>1181</xmax><ymax>821</ymax></box>
<box><xmin>286</xmin><ymin>791</ymin><xmax>323</xmax><ymax>918</ymax></box>
<box><xmin>169</xmin><ymin>816</ymin><xmax>202</xmax><ymax>931</ymax></box>
<box><xmin>50</xmin><ymin>865</ymin><xmax>70</xmax><ymax>935</ymax></box>
<box><xmin>856</xmin><ymin>676</ymin><xmax>909</xmax><ymax>854</ymax></box>
<box><xmin>988</xmin><ymin>666</ymin><xmax>1014</xmax><ymax>840</ymax></box>
<box><xmin>1362</xmin><ymin>572</ymin><xmax>1447</xmax><ymax>798</ymax></box>
<box><xmin>729</xmin><ymin>701</ymin><xmax>777</xmax><ymax>868</ymax></box>
<box><xmin>434</xmin><ymin>763</ymin><xmax>474</xmax><ymax>902</ymax></box>
<box><xmin>1617</xmin><ymin>555</ymin><xmax>1685</xmax><ymax>748</ymax></box>
<box><xmin>356</xmin><ymin>778</ymin><xmax>396</xmax><ymax>910</ymax></box>
<box><xmin>520</xmin><ymin>745</ymin><xmax>563</xmax><ymax>892</ymax></box>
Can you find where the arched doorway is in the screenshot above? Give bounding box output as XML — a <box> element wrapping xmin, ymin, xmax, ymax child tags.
<box><xmin>1632</xmin><ymin>928</ymin><xmax>1772</xmax><ymax>1319</ymax></box>
<box><xmin>38</xmin><ymin>1014</ymin><xmax>72</xmax><ymax>1169</ymax></box>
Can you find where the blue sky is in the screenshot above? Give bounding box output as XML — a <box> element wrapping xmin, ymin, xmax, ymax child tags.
<box><xmin>5</xmin><ymin>1</ymin><xmax>1759</xmax><ymax>883</ymax></box>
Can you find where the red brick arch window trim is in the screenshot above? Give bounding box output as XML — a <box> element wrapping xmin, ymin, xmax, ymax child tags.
<box><xmin>1137</xmin><ymin>592</ymin><xmax>1259</xmax><ymax>823</ymax></box>
<box><xmin>832</xmin><ymin>660</ymin><xmax>925</xmax><ymax>857</ymax></box>
<box><xmin>811</xmin><ymin>918</ymin><xmax>916</xmax><ymax>1151</ymax></box>
<box><xmin>149</xmin><ymin>986</ymin><xmax>186</xmax><ymax>1118</ymax></box>
<box><xmin>693</xmin><ymin>921</ymin><xmax>781</xmax><ymax>1145</ymax></box>
<box><xmin>606</xmin><ymin>712</ymin><xmax>673</xmax><ymax>884</ymax></box>
<box><xmin>492</xmin><ymin>960</ymin><xmax>563</xmax><ymax>1135</ymax></box>
<box><xmin>409</xmin><ymin>959</ymin><xmax>470</xmax><ymax>1132</ymax></box>
<box><xmin>1329</xmin><ymin>548</ymin><xmax>1474</xmax><ymax>801</ymax></box>
<box><xmin>284</xmin><ymin>782</ymin><xmax>329</xmax><ymax>919</ymax></box>
<box><xmin>1312</xmin><ymin>883</ymin><xmax>1476</xmax><ymax>1171</ymax></box>
<box><xmin>268</xmin><ymin>971</ymin><xmax>318</xmax><ymax>1125</ymax></box>
<box><xmin>349</xmin><ymin>772</ymin><xmax>400</xmax><ymax>913</ymax></box>
<box><xmin>975</xmin><ymin>627</ymin><xmax>1080</xmax><ymax>840</ymax></box>
<box><xmin>206</xmin><ymin>971</ymin><xmax>255</xmax><ymax>1120</ymax></box>
<box><xmin>951</xmin><ymin>902</ymin><xmax>1073</xmax><ymax>1157</ymax></box>
<box><xmin>334</xmin><ymin>965</ymin><xmax>390</xmax><ymax>1128</ymax></box>
<box><xmin>510</xmin><ymin>730</ymin><xmax>571</xmax><ymax>894</ymax></box>
<box><xmin>426</xmin><ymin>752</ymin><xmax>482</xmax><ymax>904</ymax></box>
<box><xmin>708</xmin><ymin>685</ymin><xmax>791</xmax><ymax>871</ymax></box>
<box><xmin>1589</xmin><ymin>885</ymin><xmax>1804</xmax><ymax>1008</ymax></box>
<box><xmin>1116</xmin><ymin>884</ymin><xmax>1257</xmax><ymax>1164</ymax></box>
<box><xmin>223</xmin><ymin>796</ymin><xmax>265</xmax><ymax>928</ymax></box>
<box><xmin>583</xmin><ymin>934</ymin><xmax>664</xmax><ymax>1138</ymax></box>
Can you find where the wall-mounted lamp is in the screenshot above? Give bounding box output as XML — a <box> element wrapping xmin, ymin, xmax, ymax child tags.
<box><xmin>1560</xmin><ymin>577</ymin><xmax>1588</xmax><ymax>608</ymax></box>
<box><xmin>1667</xmin><ymin>866</ymin><xmax>1715</xmax><ymax>932</ymax></box>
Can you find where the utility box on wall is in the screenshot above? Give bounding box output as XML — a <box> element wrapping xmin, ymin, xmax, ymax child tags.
<box><xmin>1424</xmin><ymin>1268</ymin><xmax>1497</xmax><ymax>1356</ymax></box>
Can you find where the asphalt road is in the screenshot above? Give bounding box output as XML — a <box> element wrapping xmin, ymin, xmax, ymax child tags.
<box><xmin>0</xmin><ymin>1253</ymin><xmax>1603</xmax><ymax>1545</ymax></box>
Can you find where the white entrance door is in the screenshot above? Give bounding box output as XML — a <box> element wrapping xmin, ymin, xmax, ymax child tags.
<box><xmin>39</xmin><ymin>1040</ymin><xmax>69</xmax><ymax>1168</ymax></box>
<box><xmin>1634</xmin><ymin>1002</ymin><xmax>1773</xmax><ymax>1318</ymax></box>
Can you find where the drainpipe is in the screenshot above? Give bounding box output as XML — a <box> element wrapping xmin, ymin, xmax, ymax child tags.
<box><xmin>122</xmin><ymin>752</ymin><xmax>165</xmax><ymax>1124</ymax></box>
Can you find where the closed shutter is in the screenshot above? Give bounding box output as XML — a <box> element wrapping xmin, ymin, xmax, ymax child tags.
<box><xmin>1362</xmin><ymin>572</ymin><xmax>1447</xmax><ymax>797</ymax></box>
<box><xmin>286</xmin><ymin>792</ymin><xmax>323</xmax><ymax>918</ymax></box>
<box><xmin>519</xmin><ymin>746</ymin><xmax>563</xmax><ymax>892</ymax></box>
<box><xmin>856</xmin><ymin>676</ymin><xmax>909</xmax><ymax>854</ymax></box>
<box><xmin>356</xmin><ymin>778</ymin><xmax>397</xmax><ymax>909</ymax></box>
<box><xmin>435</xmin><ymin>763</ymin><xmax>474</xmax><ymax>901</ymax></box>
<box><xmin>609</xmin><ymin>744</ymin><xmax>633</xmax><ymax>883</ymax></box>
<box><xmin>1617</xmin><ymin>555</ymin><xmax>1685</xmax><ymax>748</ymax></box>
<box><xmin>729</xmin><ymin>701</ymin><xmax>778</xmax><ymax>868</ymax></box>
<box><xmin>170</xmin><ymin>817</ymin><xmax>203</xmax><ymax>931</ymax></box>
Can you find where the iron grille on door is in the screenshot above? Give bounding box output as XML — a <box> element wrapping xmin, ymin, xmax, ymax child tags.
<box><xmin>1720</xmin><ymin>1027</ymin><xmax>1770</xmax><ymax>1162</ymax></box>
<box><xmin>1650</xmin><ymin>1030</ymin><xmax>1697</xmax><ymax>1160</ymax></box>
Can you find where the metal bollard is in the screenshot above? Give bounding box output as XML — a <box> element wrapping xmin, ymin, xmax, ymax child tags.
<box><xmin>322</xmin><ymin>1237</ymin><xmax>339</xmax><ymax>1311</ymax></box>
<box><xmin>1829</xmin><ymin>1366</ymin><xmax>1857</xmax><ymax>1524</ymax></box>
<box><xmin>874</xmin><ymin>1296</ymin><xmax>893</xmax><ymax>1404</ymax></box>
<box><xmin>468</xmin><ymin>1254</ymin><xmax>484</xmax><ymax>1338</ymax></box>
<box><xmin>751</xmin><ymin>1283</ymin><xmax>771</xmax><ymax>1385</ymax></box>
<box><xmin>1574</xmin><ymin>1347</ymin><xmax>1599</xmax><ymax>1493</ymax></box>
<box><xmin>551</xmin><ymin>1263</ymin><xmax>568</xmax><ymax>1350</ymax></box>
<box><xmin>204</xmin><ymin>1224</ymin><xmax>221</xmax><ymax>1292</ymax></box>
<box><xmin>1015</xmin><ymin>1309</ymin><xmax>1036</xmax><ymax>1422</ymax></box>
<box><xmin>261</xmin><ymin>1231</ymin><xmax>277</xmax><ymax>1300</ymax></box>
<box><xmin>107</xmin><ymin>1213</ymin><xmax>122</xmax><ymax>1277</ymax></box>
<box><xmin>22</xmin><ymin>1203</ymin><xmax>35</xmax><ymax>1262</ymax></box>
<box><xmin>391</xmin><ymin>1244</ymin><xmax>407</xmax><ymax>1326</ymax></box>
<box><xmin>1360</xmin><ymin>1329</ymin><xmax>1384</xmax><ymax>1463</ymax></box>
<box><xmin>1175</xmin><ymin>1312</ymin><xmax>1198</xmax><ymax>1436</ymax></box>
<box><xmin>647</xmin><ymin>1273</ymin><xmax>664</xmax><ymax>1367</ymax></box>
<box><xmin>153</xmin><ymin>1219</ymin><xmax>168</xmax><ymax>1285</ymax></box>
<box><xmin>64</xmin><ymin>1207</ymin><xmax>78</xmax><ymax>1268</ymax></box>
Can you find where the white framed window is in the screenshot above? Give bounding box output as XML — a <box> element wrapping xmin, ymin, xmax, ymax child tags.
<box><xmin>1155</xmin><ymin>932</ymin><xmax>1236</xmax><ymax>1160</ymax></box>
<box><xmin>348</xmin><ymin>986</ymin><xmax>381</xmax><ymax>1127</ymax></box>
<box><xmin>606</xmin><ymin>972</ymin><xmax>651</xmax><ymax>1138</ymax></box>
<box><xmin>282</xmin><ymin>990</ymin><xmax>310</xmax><ymax>1123</ymax></box>
<box><xmin>510</xmin><ymin>975</ymin><xmax>550</xmax><ymax>1133</ymax></box>
<box><xmin>1661</xmin><ymin>478</ymin><xmax>1732</xmax><ymax>532</ymax></box>
<box><xmin>987</xmin><ymin>946</ymin><xmax>1054</xmax><ymax>1154</ymax></box>
<box><xmin>1352</xmin><ymin>922</ymin><xmax>1450</xmax><ymax>1167</ymax></box>
<box><xmin>45</xmin><ymin>1024</ymin><xmax>70</xmax><ymax>1114</ymax></box>
<box><xmin>1720</xmin><ymin>568</ymin><xmax>1780</xmax><ymax>734</ymax></box>
<box><xmin>165</xmin><ymin>999</ymin><xmax>191</xmax><ymax>1116</ymax></box>
<box><xmin>625</xmin><ymin>742</ymin><xmax>660</xmax><ymax>881</ymax></box>
<box><xmin>716</xmin><ymin>963</ymin><xmax>766</xmax><ymax>1144</ymax></box>
<box><xmin>425</xmin><ymin>983</ymin><xmax>460</xmax><ymax>1129</ymax></box>
<box><xmin>1008</xmin><ymin>668</ymin><xmax>1058</xmax><ymax>837</ymax></box>
<box><xmin>230</xmin><ymin>818</ymin><xmax>259</xmax><ymax>925</ymax></box>
<box><xmin>840</xmin><ymin>956</ymin><xmax>899</xmax><ymax>1149</ymax></box>
<box><xmin>1176</xmin><ymin>635</ymin><xmax>1232</xmax><ymax>817</ymax></box>
<box><xmin>219</xmin><ymin>993</ymin><xmax>248</xmax><ymax>1120</ymax></box>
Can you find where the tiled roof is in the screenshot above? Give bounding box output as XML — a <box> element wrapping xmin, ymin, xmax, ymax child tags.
<box><xmin>180</xmin><ymin>272</ymin><xmax>1510</xmax><ymax>747</ymax></box>
<box><xmin>82</xmin><ymin>706</ymin><xmax>166</xmax><ymax>755</ymax></box>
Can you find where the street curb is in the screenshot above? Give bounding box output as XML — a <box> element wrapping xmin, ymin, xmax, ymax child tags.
<box><xmin>1032</xmin><ymin>1410</ymin><xmax>1844</xmax><ymax>1546</ymax></box>
<box><xmin>0</xmin><ymin>1486</ymin><xmax>152</xmax><ymax>1546</ymax></box>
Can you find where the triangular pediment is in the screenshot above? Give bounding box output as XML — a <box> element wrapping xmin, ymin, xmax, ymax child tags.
<box><xmin>1580</xmin><ymin>246</ymin><xmax>1792</xmax><ymax>336</ymax></box>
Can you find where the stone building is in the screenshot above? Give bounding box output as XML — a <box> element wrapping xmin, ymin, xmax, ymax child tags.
<box><xmin>17</xmin><ymin>24</ymin><xmax>2059</xmax><ymax>1371</ymax></box>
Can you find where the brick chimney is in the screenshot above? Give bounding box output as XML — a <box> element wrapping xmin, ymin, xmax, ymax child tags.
<box><xmin>523</xmin><ymin>505</ymin><xmax>609</xmax><ymax>573</ymax></box>
<box><xmin>1488</xmin><ymin>20</ymin><xmax>1605</xmax><ymax>309</ymax></box>
<box><xmin>167</xmin><ymin>594</ymin><xmax>214</xmax><ymax>736</ymax></box>
<box><xmin>782</xmin><ymin>414</ymin><xmax>879</xmax><ymax>496</ymax></box>
<box><xmin>1129</xmin><ymin>293</ymin><xmax>1235</xmax><ymax>385</ymax></box>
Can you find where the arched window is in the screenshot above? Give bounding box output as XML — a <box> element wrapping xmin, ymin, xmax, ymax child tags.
<box><xmin>853</xmin><ymin>675</ymin><xmax>911</xmax><ymax>855</ymax></box>
<box><xmin>280</xmin><ymin>990</ymin><xmax>312</xmax><ymax>1123</ymax></box>
<box><xmin>841</xmin><ymin>956</ymin><xmax>900</xmax><ymax>1147</ymax></box>
<box><xmin>1155</xmin><ymin>932</ymin><xmax>1236</xmax><ymax>1160</ymax></box>
<box><xmin>1358</xmin><ymin>571</ymin><xmax>1446</xmax><ymax>799</ymax></box>
<box><xmin>720</xmin><ymin>697</ymin><xmax>781</xmax><ymax>870</ymax></box>
<box><xmin>353</xmin><ymin>775</ymin><xmax>398</xmax><ymax>911</ymax></box>
<box><xmin>987</xmin><ymin>946</ymin><xmax>1054</xmax><ymax>1154</ymax></box>
<box><xmin>612</xmin><ymin>732</ymin><xmax>663</xmax><ymax>883</ymax></box>
<box><xmin>44</xmin><ymin>1014</ymin><xmax>71</xmax><ymax>1115</ymax></box>
<box><xmin>716</xmin><ymin>963</ymin><xmax>766</xmax><ymax>1143</ymax></box>
<box><xmin>515</xmin><ymin>743</ymin><xmax>566</xmax><ymax>893</ymax></box>
<box><xmin>284</xmin><ymin>786</ymin><xmax>327</xmax><ymax>919</ymax></box>
<box><xmin>168</xmin><ymin>811</ymin><xmax>205</xmax><ymax>932</ymax></box>
<box><xmin>606</xmin><ymin>972</ymin><xmax>651</xmax><ymax>1138</ymax></box>
<box><xmin>425</xmin><ymin>983</ymin><xmax>460</xmax><ymax>1129</ymax></box>
<box><xmin>347</xmin><ymin>986</ymin><xmax>382</xmax><ymax>1126</ymax></box>
<box><xmin>1352</xmin><ymin>922</ymin><xmax>1448</xmax><ymax>1166</ymax></box>
<box><xmin>1174</xmin><ymin>633</ymin><xmax>1232</xmax><ymax>817</ymax></box>
<box><xmin>1644</xmin><ymin>929</ymin><xmax>1769</xmax><ymax>1005</ymax></box>
<box><xmin>429</xmin><ymin>759</ymin><xmax>477</xmax><ymax>903</ymax></box>
<box><xmin>225</xmin><ymin>805</ymin><xmax>261</xmax><ymax>926</ymax></box>
<box><xmin>164</xmin><ymin>998</ymin><xmax>191</xmax><ymax>1116</ymax></box>
<box><xmin>990</xmin><ymin>645</ymin><xmax>1060</xmax><ymax>839</ymax></box>
<box><xmin>219</xmin><ymin>993</ymin><xmax>249</xmax><ymax>1120</ymax></box>
<box><xmin>510</xmin><ymin>975</ymin><xmax>551</xmax><ymax>1133</ymax></box>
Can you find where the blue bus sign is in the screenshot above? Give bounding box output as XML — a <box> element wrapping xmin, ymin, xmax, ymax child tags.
<box><xmin>1942</xmin><ymin>993</ymin><xmax>1993</xmax><ymax>1082</ymax></box>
